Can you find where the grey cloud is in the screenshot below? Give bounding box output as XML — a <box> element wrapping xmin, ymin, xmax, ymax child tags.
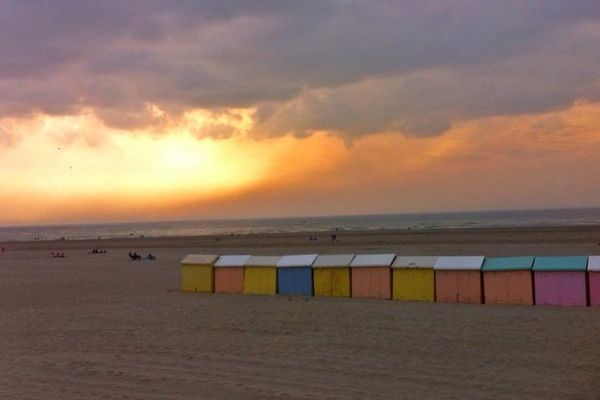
<box><xmin>191</xmin><ymin>123</ymin><xmax>236</xmax><ymax>140</ymax></box>
<box><xmin>253</xmin><ymin>44</ymin><xmax>600</xmax><ymax>140</ymax></box>
<box><xmin>0</xmin><ymin>1</ymin><xmax>599</xmax><ymax>136</ymax></box>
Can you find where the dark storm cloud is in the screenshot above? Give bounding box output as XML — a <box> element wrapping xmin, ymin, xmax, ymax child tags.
<box><xmin>1</xmin><ymin>0</ymin><xmax>599</xmax><ymax>137</ymax></box>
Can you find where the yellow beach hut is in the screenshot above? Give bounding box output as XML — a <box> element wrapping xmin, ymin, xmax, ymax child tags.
<box><xmin>243</xmin><ymin>255</ymin><xmax>280</xmax><ymax>295</ymax></box>
<box><xmin>313</xmin><ymin>254</ymin><xmax>354</xmax><ymax>297</ymax></box>
<box><xmin>180</xmin><ymin>254</ymin><xmax>219</xmax><ymax>292</ymax></box>
<box><xmin>391</xmin><ymin>256</ymin><xmax>437</xmax><ymax>302</ymax></box>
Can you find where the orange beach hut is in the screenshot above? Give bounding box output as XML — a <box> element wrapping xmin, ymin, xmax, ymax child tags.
<box><xmin>482</xmin><ymin>256</ymin><xmax>534</xmax><ymax>305</ymax></box>
<box><xmin>243</xmin><ymin>255</ymin><xmax>280</xmax><ymax>295</ymax></box>
<box><xmin>391</xmin><ymin>256</ymin><xmax>436</xmax><ymax>302</ymax></box>
<box><xmin>180</xmin><ymin>254</ymin><xmax>219</xmax><ymax>292</ymax></box>
<box><xmin>313</xmin><ymin>254</ymin><xmax>354</xmax><ymax>297</ymax></box>
<box><xmin>434</xmin><ymin>256</ymin><xmax>484</xmax><ymax>304</ymax></box>
<box><xmin>214</xmin><ymin>255</ymin><xmax>250</xmax><ymax>294</ymax></box>
<box><xmin>350</xmin><ymin>254</ymin><xmax>395</xmax><ymax>299</ymax></box>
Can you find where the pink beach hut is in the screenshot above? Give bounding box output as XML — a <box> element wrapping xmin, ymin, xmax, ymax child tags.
<box><xmin>350</xmin><ymin>254</ymin><xmax>395</xmax><ymax>299</ymax></box>
<box><xmin>533</xmin><ymin>256</ymin><xmax>588</xmax><ymax>306</ymax></box>
<box><xmin>214</xmin><ymin>255</ymin><xmax>250</xmax><ymax>294</ymax></box>
<box><xmin>586</xmin><ymin>256</ymin><xmax>600</xmax><ymax>306</ymax></box>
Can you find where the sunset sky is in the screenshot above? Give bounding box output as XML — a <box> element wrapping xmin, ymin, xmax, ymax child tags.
<box><xmin>2</xmin><ymin>1</ymin><xmax>600</xmax><ymax>225</ymax></box>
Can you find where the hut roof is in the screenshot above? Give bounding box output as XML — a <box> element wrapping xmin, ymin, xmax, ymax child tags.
<box><xmin>392</xmin><ymin>256</ymin><xmax>437</xmax><ymax>269</ymax></box>
<box><xmin>482</xmin><ymin>256</ymin><xmax>534</xmax><ymax>271</ymax></box>
<box><xmin>245</xmin><ymin>255</ymin><xmax>281</xmax><ymax>267</ymax></box>
<box><xmin>214</xmin><ymin>255</ymin><xmax>251</xmax><ymax>267</ymax></box>
<box><xmin>350</xmin><ymin>254</ymin><xmax>395</xmax><ymax>267</ymax></box>
<box><xmin>277</xmin><ymin>254</ymin><xmax>318</xmax><ymax>268</ymax></box>
<box><xmin>313</xmin><ymin>254</ymin><xmax>355</xmax><ymax>268</ymax></box>
<box><xmin>434</xmin><ymin>256</ymin><xmax>484</xmax><ymax>271</ymax></box>
<box><xmin>532</xmin><ymin>256</ymin><xmax>588</xmax><ymax>271</ymax></box>
<box><xmin>181</xmin><ymin>254</ymin><xmax>218</xmax><ymax>265</ymax></box>
<box><xmin>588</xmin><ymin>256</ymin><xmax>600</xmax><ymax>272</ymax></box>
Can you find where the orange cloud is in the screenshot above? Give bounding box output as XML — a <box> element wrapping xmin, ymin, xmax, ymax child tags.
<box><xmin>2</xmin><ymin>102</ymin><xmax>600</xmax><ymax>225</ymax></box>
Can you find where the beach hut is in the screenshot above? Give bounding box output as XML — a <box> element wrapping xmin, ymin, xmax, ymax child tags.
<box><xmin>434</xmin><ymin>256</ymin><xmax>484</xmax><ymax>304</ymax></box>
<box><xmin>533</xmin><ymin>256</ymin><xmax>588</xmax><ymax>306</ymax></box>
<box><xmin>350</xmin><ymin>254</ymin><xmax>395</xmax><ymax>299</ymax></box>
<box><xmin>313</xmin><ymin>254</ymin><xmax>354</xmax><ymax>297</ymax></box>
<box><xmin>588</xmin><ymin>256</ymin><xmax>600</xmax><ymax>306</ymax></box>
<box><xmin>214</xmin><ymin>255</ymin><xmax>250</xmax><ymax>294</ymax></box>
<box><xmin>482</xmin><ymin>257</ymin><xmax>534</xmax><ymax>305</ymax></box>
<box><xmin>277</xmin><ymin>254</ymin><xmax>317</xmax><ymax>296</ymax></box>
<box><xmin>243</xmin><ymin>255</ymin><xmax>280</xmax><ymax>295</ymax></box>
<box><xmin>391</xmin><ymin>256</ymin><xmax>436</xmax><ymax>302</ymax></box>
<box><xmin>180</xmin><ymin>254</ymin><xmax>218</xmax><ymax>292</ymax></box>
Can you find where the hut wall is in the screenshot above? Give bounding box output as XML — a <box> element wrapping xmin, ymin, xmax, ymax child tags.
<box><xmin>483</xmin><ymin>270</ymin><xmax>533</xmax><ymax>305</ymax></box>
<box><xmin>243</xmin><ymin>267</ymin><xmax>277</xmax><ymax>295</ymax></box>
<box><xmin>277</xmin><ymin>267</ymin><xmax>313</xmax><ymax>296</ymax></box>
<box><xmin>534</xmin><ymin>271</ymin><xmax>586</xmax><ymax>306</ymax></box>
<box><xmin>392</xmin><ymin>269</ymin><xmax>434</xmax><ymax>302</ymax></box>
<box><xmin>589</xmin><ymin>272</ymin><xmax>600</xmax><ymax>306</ymax></box>
<box><xmin>313</xmin><ymin>268</ymin><xmax>350</xmax><ymax>297</ymax></box>
<box><xmin>180</xmin><ymin>265</ymin><xmax>213</xmax><ymax>292</ymax></box>
<box><xmin>214</xmin><ymin>267</ymin><xmax>244</xmax><ymax>294</ymax></box>
<box><xmin>351</xmin><ymin>267</ymin><xmax>391</xmax><ymax>299</ymax></box>
<box><xmin>435</xmin><ymin>270</ymin><xmax>482</xmax><ymax>304</ymax></box>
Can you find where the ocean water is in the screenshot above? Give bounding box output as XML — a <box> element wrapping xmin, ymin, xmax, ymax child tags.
<box><xmin>1</xmin><ymin>208</ymin><xmax>600</xmax><ymax>242</ymax></box>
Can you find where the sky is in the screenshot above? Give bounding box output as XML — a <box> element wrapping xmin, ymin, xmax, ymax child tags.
<box><xmin>1</xmin><ymin>1</ymin><xmax>600</xmax><ymax>225</ymax></box>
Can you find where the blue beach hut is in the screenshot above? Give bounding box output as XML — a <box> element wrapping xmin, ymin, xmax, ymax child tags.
<box><xmin>277</xmin><ymin>254</ymin><xmax>317</xmax><ymax>296</ymax></box>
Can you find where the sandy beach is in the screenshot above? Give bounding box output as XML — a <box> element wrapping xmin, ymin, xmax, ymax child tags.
<box><xmin>2</xmin><ymin>226</ymin><xmax>600</xmax><ymax>399</ymax></box>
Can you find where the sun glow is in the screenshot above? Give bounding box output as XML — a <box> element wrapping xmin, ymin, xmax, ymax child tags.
<box><xmin>0</xmin><ymin>111</ymin><xmax>285</xmax><ymax>223</ymax></box>
<box><xmin>109</xmin><ymin>133</ymin><xmax>266</xmax><ymax>194</ymax></box>
<box><xmin>2</xmin><ymin>101</ymin><xmax>600</xmax><ymax>225</ymax></box>
<box><xmin>163</xmin><ymin>142</ymin><xmax>207</xmax><ymax>170</ymax></box>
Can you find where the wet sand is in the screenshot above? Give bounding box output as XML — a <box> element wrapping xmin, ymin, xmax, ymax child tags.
<box><xmin>1</xmin><ymin>226</ymin><xmax>600</xmax><ymax>399</ymax></box>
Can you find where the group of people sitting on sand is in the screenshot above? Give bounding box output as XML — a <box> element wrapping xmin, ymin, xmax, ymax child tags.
<box><xmin>308</xmin><ymin>234</ymin><xmax>338</xmax><ymax>242</ymax></box>
<box><xmin>128</xmin><ymin>251</ymin><xmax>156</xmax><ymax>261</ymax></box>
<box><xmin>51</xmin><ymin>252</ymin><xmax>65</xmax><ymax>258</ymax></box>
<box><xmin>89</xmin><ymin>248</ymin><xmax>107</xmax><ymax>254</ymax></box>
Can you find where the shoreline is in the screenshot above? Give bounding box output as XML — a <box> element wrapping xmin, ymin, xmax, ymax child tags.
<box><xmin>2</xmin><ymin>224</ymin><xmax>600</xmax><ymax>256</ymax></box>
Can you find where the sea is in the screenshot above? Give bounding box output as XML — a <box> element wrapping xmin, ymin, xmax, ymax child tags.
<box><xmin>1</xmin><ymin>207</ymin><xmax>600</xmax><ymax>242</ymax></box>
